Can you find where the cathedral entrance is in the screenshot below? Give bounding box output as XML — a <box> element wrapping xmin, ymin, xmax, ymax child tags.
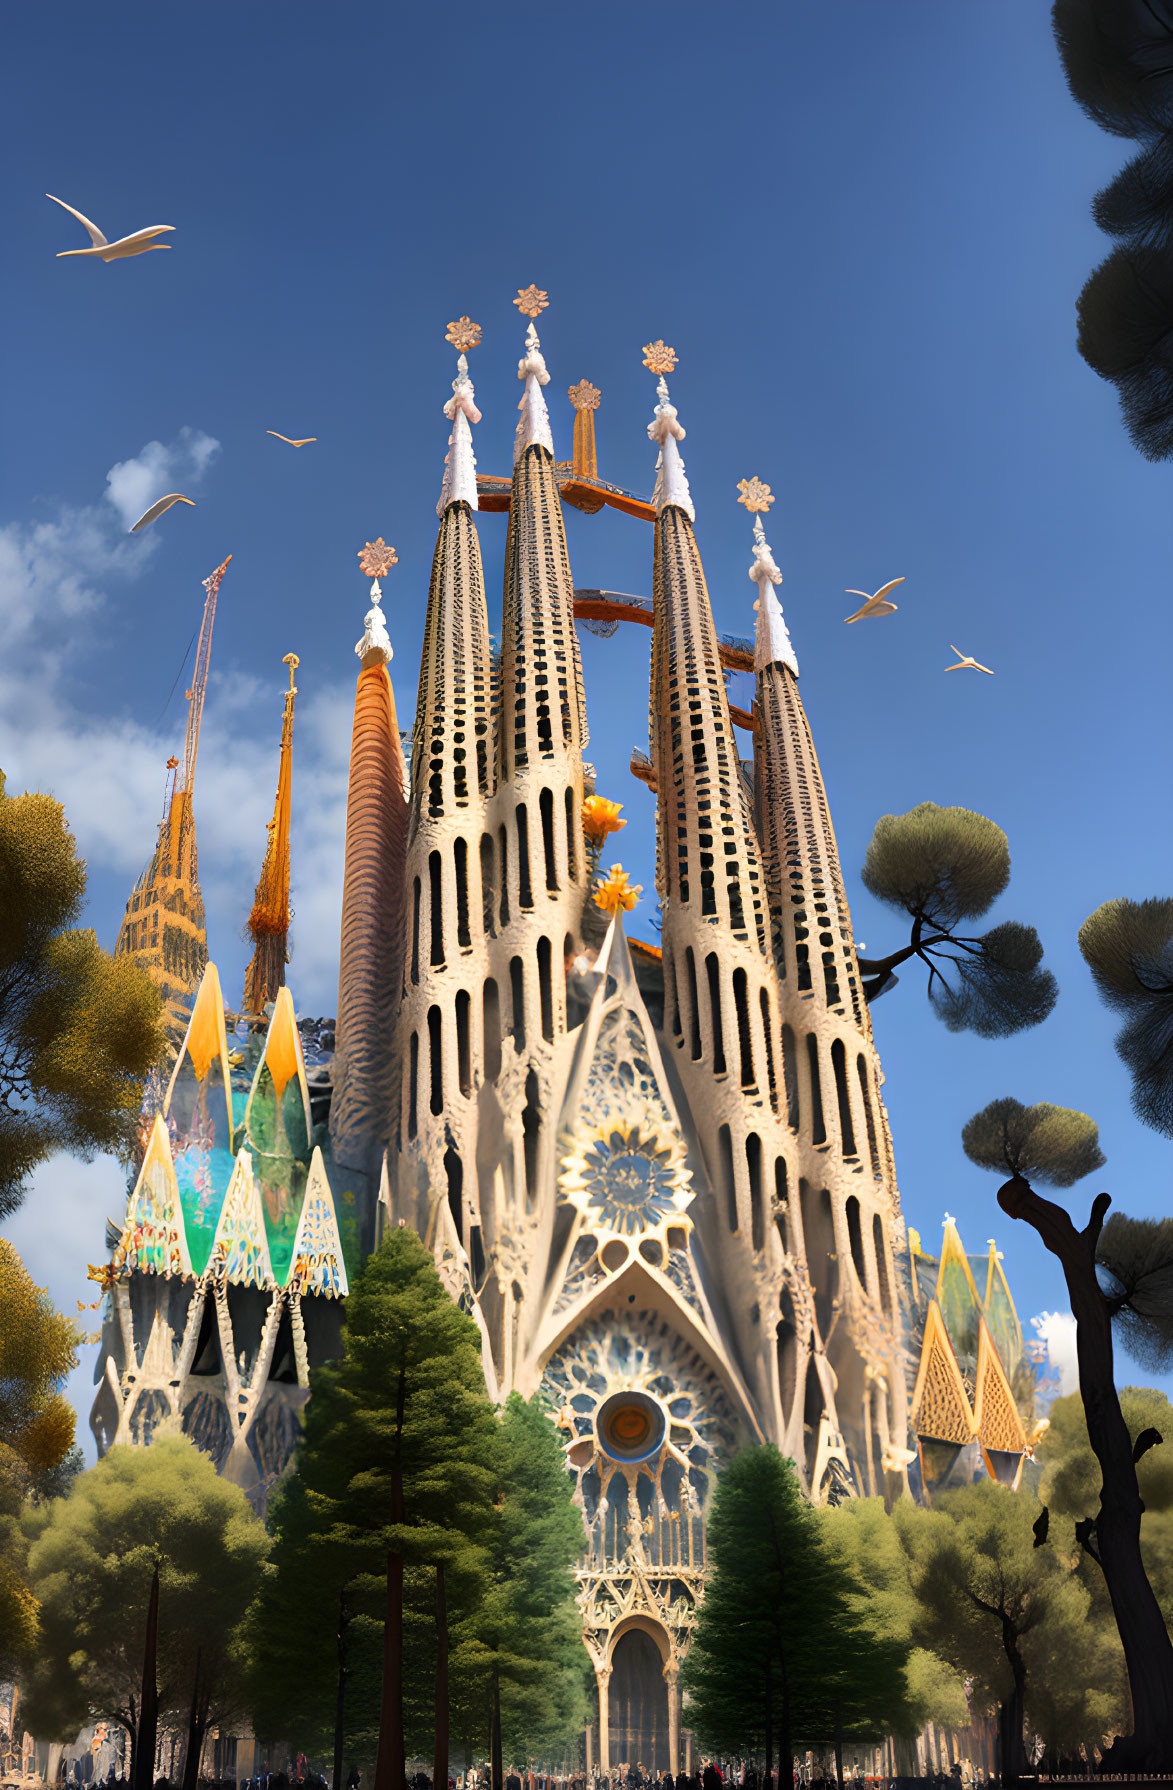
<box><xmin>608</xmin><ymin>1628</ymin><xmax>670</xmax><ymax>1774</ymax></box>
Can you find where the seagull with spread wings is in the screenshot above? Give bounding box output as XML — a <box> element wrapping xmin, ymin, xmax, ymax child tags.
<box><xmin>128</xmin><ymin>494</ymin><xmax>195</xmax><ymax>534</ymax></box>
<box><xmin>46</xmin><ymin>194</ymin><xmax>174</xmax><ymax>261</ymax></box>
<box><xmin>945</xmin><ymin>645</ymin><xmax>994</xmax><ymax>675</ymax></box>
<box><xmin>267</xmin><ymin>432</ymin><xmax>317</xmax><ymax>447</ymax></box>
<box><xmin>843</xmin><ymin>577</ymin><xmax>903</xmax><ymax>623</ymax></box>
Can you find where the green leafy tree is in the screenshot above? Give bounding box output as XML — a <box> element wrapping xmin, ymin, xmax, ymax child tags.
<box><xmin>962</xmin><ymin>1095</ymin><xmax>1173</xmax><ymax>1770</ymax></box>
<box><xmin>0</xmin><ymin>1237</ymin><xmax>80</xmax><ymax>1676</ymax></box>
<box><xmin>895</xmin><ymin>1482</ymin><xmax>1120</xmax><ymax>1780</ymax></box>
<box><xmin>0</xmin><ymin>770</ymin><xmax>163</xmax><ymax>1219</ymax></box>
<box><xmin>248</xmin><ymin>1228</ymin><xmax>500</xmax><ymax>1784</ymax></box>
<box><xmin>20</xmin><ymin>1436</ymin><xmax>268</xmax><ymax>1754</ymax></box>
<box><xmin>470</xmin><ymin>1394</ymin><xmax>588</xmax><ymax>1769</ymax></box>
<box><xmin>1079</xmin><ymin>898</ymin><xmax>1173</xmax><ymax>1138</ymax></box>
<box><xmin>682</xmin><ymin>1449</ymin><xmax>912</xmax><ymax>1786</ymax></box>
<box><xmin>855</xmin><ymin>804</ymin><xmax>1057</xmax><ymax>1033</ymax></box>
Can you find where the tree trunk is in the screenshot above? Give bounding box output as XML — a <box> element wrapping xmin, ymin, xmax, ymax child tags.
<box><xmin>132</xmin><ymin>1565</ymin><xmax>159</xmax><ymax>1790</ymax></box>
<box><xmin>333</xmin><ymin>1587</ymin><xmax>349</xmax><ymax>1790</ymax></box>
<box><xmin>833</xmin><ymin>1698</ymin><xmax>843</xmax><ymax>1790</ymax></box>
<box><xmin>776</xmin><ymin>1652</ymin><xmax>791</xmax><ymax>1790</ymax></box>
<box><xmin>434</xmin><ymin>1562</ymin><xmax>449</xmax><ymax>1790</ymax></box>
<box><xmin>763</xmin><ymin>1663</ymin><xmax>772</xmax><ymax>1790</ymax></box>
<box><xmin>375</xmin><ymin>1363</ymin><xmax>408</xmax><ymax>1790</ymax></box>
<box><xmin>998</xmin><ymin>1174</ymin><xmax>1173</xmax><ymax>1770</ymax></box>
<box><xmin>180</xmin><ymin>1649</ymin><xmax>202</xmax><ymax>1790</ymax></box>
<box><xmin>490</xmin><ymin>1661</ymin><xmax>503</xmax><ymax>1790</ymax></box>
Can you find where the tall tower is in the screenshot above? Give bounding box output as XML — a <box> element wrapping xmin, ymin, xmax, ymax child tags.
<box><xmin>394</xmin><ymin>320</ymin><xmax>496</xmax><ymax>1261</ymax></box>
<box><xmin>329</xmin><ymin>543</ymin><xmax>410</xmax><ymax>1238</ymax></box>
<box><xmin>242</xmin><ymin>652</ymin><xmax>299</xmax><ymax>1017</ymax></box>
<box><xmin>115</xmin><ymin>555</ymin><xmax>230</xmax><ymax>1032</ymax></box>
<box><xmin>747</xmin><ymin>487</ymin><xmax>910</xmax><ymax>1496</ymax></box>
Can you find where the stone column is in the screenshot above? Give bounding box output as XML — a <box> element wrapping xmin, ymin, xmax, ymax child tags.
<box><xmin>597</xmin><ymin>1664</ymin><xmax>612</xmax><ymax>1773</ymax></box>
<box><xmin>664</xmin><ymin>1663</ymin><xmax>680</xmax><ymax>1774</ymax></box>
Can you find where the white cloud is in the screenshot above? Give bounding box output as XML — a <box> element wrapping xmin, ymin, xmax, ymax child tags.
<box><xmin>1032</xmin><ymin>1309</ymin><xmax>1080</xmax><ymax>1397</ymax></box>
<box><xmin>103</xmin><ymin>426</ymin><xmax>220</xmax><ymax>531</ymax></box>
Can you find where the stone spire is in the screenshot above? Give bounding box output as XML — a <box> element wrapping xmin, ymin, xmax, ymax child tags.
<box><xmin>513</xmin><ymin>287</ymin><xmax>554</xmax><ymax>462</ymax></box>
<box><xmin>647</xmin><ymin>371</ymin><xmax>695</xmax><ymax>523</ymax></box>
<box><xmin>329</xmin><ymin>540</ymin><xmax>409</xmax><ymax>1232</ymax></box>
<box><xmin>438</xmin><ymin>318</ymin><xmax>483</xmax><ymax>515</ymax></box>
<box><xmin>242</xmin><ymin>652</ymin><xmax>299</xmax><ymax>1016</ymax></box>
<box><xmin>749</xmin><ymin>515</ymin><xmax>799</xmax><ymax>678</ymax></box>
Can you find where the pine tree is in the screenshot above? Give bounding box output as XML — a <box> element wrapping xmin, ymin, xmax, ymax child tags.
<box><xmin>681</xmin><ymin>1449</ymin><xmax>911</xmax><ymax>1785</ymax></box>
<box><xmin>248</xmin><ymin>1228</ymin><xmax>500</xmax><ymax>1781</ymax></box>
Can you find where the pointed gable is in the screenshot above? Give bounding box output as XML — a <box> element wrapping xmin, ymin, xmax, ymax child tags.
<box><xmin>909</xmin><ymin>1298</ymin><xmax>976</xmax><ymax>1448</ymax></box>
<box><xmin>935</xmin><ymin>1216</ymin><xmax>982</xmax><ymax>1369</ymax></box>
<box><xmin>974</xmin><ymin>1317</ymin><xmax>1028</xmax><ymax>1462</ymax></box>
<box><xmin>245</xmin><ymin>986</ymin><xmax>313</xmax><ymax>1287</ymax></box>
<box><xmin>164</xmin><ymin>961</ymin><xmax>236</xmax><ymax>1275</ymax></box>
<box><xmin>287</xmin><ymin>1147</ymin><xmax>349</xmax><ymax>1298</ymax></box>
<box><xmin>208</xmin><ymin>1149</ymin><xmax>275</xmax><ymax>1289</ymax></box>
<box><xmin>116</xmin><ymin>1113</ymin><xmax>193</xmax><ymax>1280</ymax></box>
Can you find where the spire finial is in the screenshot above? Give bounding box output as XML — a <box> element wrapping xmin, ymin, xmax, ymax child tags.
<box><xmin>742</xmin><ymin>480</ymin><xmax>799</xmax><ymax>676</ymax></box>
<box><xmin>514</xmin><ymin>287</ymin><xmax>554</xmax><ymax>463</ymax></box>
<box><xmin>283</xmin><ymin>651</ymin><xmax>299</xmax><ymax>692</ymax></box>
<box><xmin>439</xmin><ymin>319</ymin><xmax>483</xmax><ymax>515</ymax></box>
<box><xmin>644</xmin><ymin>342</ymin><xmax>694</xmax><ymax>522</ymax></box>
<box><xmin>355</xmin><ymin>540</ymin><xmax>397</xmax><ymax>666</ymax></box>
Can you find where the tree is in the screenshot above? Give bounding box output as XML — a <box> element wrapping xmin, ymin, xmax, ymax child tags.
<box><xmin>1053</xmin><ymin>1</ymin><xmax>1173</xmax><ymax>459</ymax></box>
<box><xmin>248</xmin><ymin>1228</ymin><xmax>500</xmax><ymax>1782</ymax></box>
<box><xmin>20</xmin><ymin>1436</ymin><xmax>268</xmax><ymax>1760</ymax></box>
<box><xmin>471</xmin><ymin>1394</ymin><xmax>589</xmax><ymax>1768</ymax></box>
<box><xmin>855</xmin><ymin>804</ymin><xmax>1057</xmax><ymax>1033</ymax></box>
<box><xmin>0</xmin><ymin>770</ymin><xmax>163</xmax><ymax>1219</ymax></box>
<box><xmin>0</xmin><ymin>1237</ymin><xmax>80</xmax><ymax>1677</ymax></box>
<box><xmin>962</xmin><ymin>1095</ymin><xmax>1173</xmax><ymax>1770</ymax></box>
<box><xmin>682</xmin><ymin>1448</ymin><xmax>912</xmax><ymax>1786</ymax></box>
<box><xmin>1079</xmin><ymin>898</ymin><xmax>1173</xmax><ymax>1138</ymax></box>
<box><xmin>895</xmin><ymin>1483</ymin><xmax>1121</xmax><ymax>1779</ymax></box>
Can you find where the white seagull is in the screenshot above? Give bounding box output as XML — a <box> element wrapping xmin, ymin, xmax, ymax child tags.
<box><xmin>945</xmin><ymin>645</ymin><xmax>994</xmax><ymax>675</ymax></box>
<box><xmin>129</xmin><ymin>494</ymin><xmax>195</xmax><ymax>534</ymax></box>
<box><xmin>843</xmin><ymin>576</ymin><xmax>904</xmax><ymax>623</ymax></box>
<box><xmin>267</xmin><ymin>432</ymin><xmax>318</xmax><ymax>446</ymax></box>
<box><xmin>46</xmin><ymin>193</ymin><xmax>174</xmax><ymax>261</ymax></box>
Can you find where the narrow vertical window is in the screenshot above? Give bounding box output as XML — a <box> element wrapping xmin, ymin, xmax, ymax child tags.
<box><xmin>858</xmin><ymin>1055</ymin><xmax>883</xmax><ymax>1180</ymax></box>
<box><xmin>455</xmin><ymin>988</ymin><xmax>471</xmax><ymax>1096</ymax></box>
<box><xmin>408</xmin><ymin>1033</ymin><xmax>419</xmax><ymax>1139</ymax></box>
<box><xmin>873</xmin><ymin>1214</ymin><xmax>892</xmax><ymax>1312</ymax></box>
<box><xmin>428</xmin><ymin>1005</ymin><xmax>443</xmax><ymax>1115</ymax></box>
<box><xmin>498</xmin><ymin>825</ymin><xmax>510</xmax><ymax>927</ymax></box>
<box><xmin>832</xmin><ymin>1038</ymin><xmax>856</xmax><ymax>1156</ymax></box>
<box><xmin>444</xmin><ymin>1148</ymin><xmax>463</xmax><ymax>1245</ymax></box>
<box><xmin>760</xmin><ymin>987</ymin><xmax>777</xmax><ymax>1108</ymax></box>
<box><xmin>537</xmin><ymin>936</ymin><xmax>554</xmax><ymax>1042</ymax></box>
<box><xmin>510</xmin><ymin>956</ymin><xmax>526</xmax><ymax>1051</ymax></box>
<box><xmin>806</xmin><ymin>1033</ymin><xmax>826</xmax><ymax>1145</ymax></box>
<box><xmin>846</xmin><ymin>1195</ymin><xmax>866</xmax><ymax>1286</ymax></box>
<box><xmin>733</xmin><ymin>967</ymin><xmax>754</xmax><ymax>1088</ymax></box>
<box><xmin>747</xmin><ymin>1133</ymin><xmax>764</xmax><ymax>1250</ymax></box>
<box><xmin>540</xmin><ymin>787</ymin><xmax>558</xmax><ymax>892</ymax></box>
<box><xmin>429</xmin><ymin>850</ymin><xmax>444</xmax><ymax>967</ymax></box>
<box><xmin>706</xmin><ymin>952</ymin><xmax>726</xmax><ymax>1075</ymax></box>
<box><xmin>484</xmin><ymin>979</ymin><xmax>501</xmax><ymax>1081</ymax></box>
<box><xmin>782</xmin><ymin>1024</ymin><xmax>800</xmax><ymax>1130</ymax></box>
<box><xmin>565</xmin><ymin>786</ymin><xmax>578</xmax><ymax>881</ymax></box>
<box><xmin>523</xmin><ymin>1069</ymin><xmax>541</xmax><ymax>1212</ymax></box>
<box><xmin>516</xmin><ymin>805</ymin><xmax>533</xmax><ymax>908</ymax></box>
<box><xmin>480</xmin><ymin>833</ymin><xmax>496</xmax><ymax>936</ymax></box>
<box><xmin>454</xmin><ymin>836</ymin><xmax>470</xmax><ymax>949</ymax></box>
<box><xmin>719</xmin><ymin>1124</ymin><xmax>737</xmax><ymax>1233</ymax></box>
<box><xmin>410</xmin><ymin>878</ymin><xmax>421</xmax><ymax>984</ymax></box>
<box><xmin>686</xmin><ymin>948</ymin><xmax>702</xmax><ymax>1059</ymax></box>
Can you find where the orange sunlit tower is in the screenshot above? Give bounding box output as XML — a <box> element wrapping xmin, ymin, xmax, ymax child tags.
<box><xmin>242</xmin><ymin>652</ymin><xmax>300</xmax><ymax>1017</ymax></box>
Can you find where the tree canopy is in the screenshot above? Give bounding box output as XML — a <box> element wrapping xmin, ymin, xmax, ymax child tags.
<box><xmin>1079</xmin><ymin>897</ymin><xmax>1173</xmax><ymax>1137</ymax></box>
<box><xmin>856</xmin><ymin>803</ymin><xmax>1057</xmax><ymax>1035</ymax></box>
<box><xmin>961</xmin><ymin>1097</ymin><xmax>1105</xmax><ymax>1187</ymax></box>
<box><xmin>21</xmin><ymin>1436</ymin><xmax>268</xmax><ymax>1745</ymax></box>
<box><xmin>0</xmin><ymin>1238</ymin><xmax>80</xmax><ymax>1676</ymax></box>
<box><xmin>0</xmin><ymin>770</ymin><xmax>163</xmax><ymax>1219</ymax></box>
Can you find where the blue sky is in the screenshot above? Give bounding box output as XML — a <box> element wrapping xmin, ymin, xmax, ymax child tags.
<box><xmin>2</xmin><ymin>1</ymin><xmax>1171</xmax><ymax>1439</ymax></box>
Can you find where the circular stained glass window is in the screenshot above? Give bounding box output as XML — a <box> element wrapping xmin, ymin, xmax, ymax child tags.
<box><xmin>596</xmin><ymin>1389</ymin><xmax>667</xmax><ymax>1463</ymax></box>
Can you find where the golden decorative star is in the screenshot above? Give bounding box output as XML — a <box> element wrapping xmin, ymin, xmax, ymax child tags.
<box><xmin>357</xmin><ymin>539</ymin><xmax>398</xmax><ymax>580</ymax></box>
<box><xmin>594</xmin><ymin>864</ymin><xmax>642</xmax><ymax>916</ymax></box>
<box><xmin>737</xmin><ymin>476</ymin><xmax>775</xmax><ymax>514</ymax></box>
<box><xmin>581</xmin><ymin>795</ymin><xmax>626</xmax><ymax>843</ymax></box>
<box><xmin>568</xmin><ymin>379</ymin><xmax>602</xmax><ymax>412</ymax></box>
<box><xmin>642</xmin><ymin>339</ymin><xmax>678</xmax><ymax>376</ymax></box>
<box><xmin>445</xmin><ymin>316</ymin><xmax>482</xmax><ymax>352</ymax></box>
<box><xmin>513</xmin><ymin>285</ymin><xmax>549</xmax><ymax>319</ymax></box>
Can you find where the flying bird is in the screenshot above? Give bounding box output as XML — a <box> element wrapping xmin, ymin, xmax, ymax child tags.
<box><xmin>945</xmin><ymin>645</ymin><xmax>994</xmax><ymax>675</ymax></box>
<box><xmin>46</xmin><ymin>194</ymin><xmax>174</xmax><ymax>262</ymax></box>
<box><xmin>267</xmin><ymin>432</ymin><xmax>317</xmax><ymax>447</ymax></box>
<box><xmin>843</xmin><ymin>577</ymin><xmax>904</xmax><ymax>623</ymax></box>
<box><xmin>128</xmin><ymin>493</ymin><xmax>195</xmax><ymax>534</ymax></box>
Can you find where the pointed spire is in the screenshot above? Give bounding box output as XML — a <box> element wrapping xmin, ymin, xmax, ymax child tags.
<box><xmin>644</xmin><ymin>342</ymin><xmax>694</xmax><ymax>521</ymax></box>
<box><xmin>513</xmin><ymin>287</ymin><xmax>553</xmax><ymax>462</ymax></box>
<box><xmin>354</xmin><ymin>539</ymin><xmax>398</xmax><ymax>667</ymax></box>
<box><xmin>243</xmin><ymin>653</ymin><xmax>298</xmax><ymax>1016</ymax></box>
<box><xmin>439</xmin><ymin>316</ymin><xmax>484</xmax><ymax>515</ymax></box>
<box><xmin>747</xmin><ymin>522</ymin><xmax>799</xmax><ymax>679</ymax></box>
